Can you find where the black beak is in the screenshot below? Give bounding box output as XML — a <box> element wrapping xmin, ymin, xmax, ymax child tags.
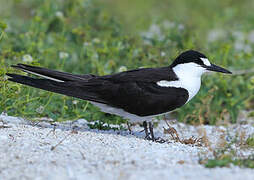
<box><xmin>206</xmin><ymin>64</ymin><xmax>232</xmax><ymax>74</ymax></box>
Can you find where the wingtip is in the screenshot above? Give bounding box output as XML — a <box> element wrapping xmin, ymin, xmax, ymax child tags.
<box><xmin>5</xmin><ymin>73</ymin><xmax>19</xmax><ymax>82</ymax></box>
<box><xmin>11</xmin><ymin>63</ymin><xmax>26</xmax><ymax>69</ymax></box>
<box><xmin>11</xmin><ymin>63</ymin><xmax>31</xmax><ymax>68</ymax></box>
<box><xmin>17</xmin><ymin>63</ymin><xmax>29</xmax><ymax>66</ymax></box>
<box><xmin>11</xmin><ymin>64</ymin><xmax>19</xmax><ymax>68</ymax></box>
<box><xmin>5</xmin><ymin>73</ymin><xmax>13</xmax><ymax>77</ymax></box>
<box><xmin>5</xmin><ymin>73</ymin><xmax>19</xmax><ymax>79</ymax></box>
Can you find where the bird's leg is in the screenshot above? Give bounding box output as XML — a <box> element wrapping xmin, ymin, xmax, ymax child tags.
<box><xmin>149</xmin><ymin>121</ymin><xmax>166</xmax><ymax>143</ymax></box>
<box><xmin>126</xmin><ymin>121</ymin><xmax>132</xmax><ymax>134</ymax></box>
<box><xmin>148</xmin><ymin>122</ymin><xmax>155</xmax><ymax>141</ymax></box>
<box><xmin>144</xmin><ymin>121</ymin><xmax>166</xmax><ymax>143</ymax></box>
<box><xmin>143</xmin><ymin>121</ymin><xmax>151</xmax><ymax>139</ymax></box>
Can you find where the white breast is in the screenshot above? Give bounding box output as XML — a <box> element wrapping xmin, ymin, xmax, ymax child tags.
<box><xmin>90</xmin><ymin>102</ymin><xmax>154</xmax><ymax>123</ymax></box>
<box><xmin>157</xmin><ymin>63</ymin><xmax>205</xmax><ymax>102</ymax></box>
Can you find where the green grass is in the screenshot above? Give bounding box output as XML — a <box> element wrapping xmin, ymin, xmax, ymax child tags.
<box><xmin>205</xmin><ymin>155</ymin><xmax>254</xmax><ymax>169</ymax></box>
<box><xmin>202</xmin><ymin>135</ymin><xmax>254</xmax><ymax>169</ymax></box>
<box><xmin>246</xmin><ymin>135</ymin><xmax>254</xmax><ymax>147</ymax></box>
<box><xmin>0</xmin><ymin>0</ymin><xmax>254</xmax><ymax>126</ymax></box>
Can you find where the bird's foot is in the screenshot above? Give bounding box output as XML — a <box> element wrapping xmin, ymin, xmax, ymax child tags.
<box><xmin>145</xmin><ymin>134</ymin><xmax>152</xmax><ymax>140</ymax></box>
<box><xmin>154</xmin><ymin>137</ymin><xmax>166</xmax><ymax>143</ymax></box>
<box><xmin>142</xmin><ymin>121</ymin><xmax>166</xmax><ymax>143</ymax></box>
<box><xmin>126</xmin><ymin>122</ymin><xmax>133</xmax><ymax>135</ymax></box>
<box><xmin>145</xmin><ymin>135</ymin><xmax>166</xmax><ymax>143</ymax></box>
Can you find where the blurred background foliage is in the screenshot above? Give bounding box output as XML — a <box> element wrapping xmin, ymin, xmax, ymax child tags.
<box><xmin>0</xmin><ymin>0</ymin><xmax>253</xmax><ymax>126</ymax></box>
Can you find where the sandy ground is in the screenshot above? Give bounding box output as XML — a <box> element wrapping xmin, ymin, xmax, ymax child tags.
<box><xmin>0</xmin><ymin>113</ymin><xmax>254</xmax><ymax>180</ymax></box>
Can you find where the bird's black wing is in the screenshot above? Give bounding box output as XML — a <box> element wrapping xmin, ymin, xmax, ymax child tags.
<box><xmin>89</xmin><ymin>81</ymin><xmax>189</xmax><ymax>116</ymax></box>
<box><xmin>100</xmin><ymin>67</ymin><xmax>178</xmax><ymax>82</ymax></box>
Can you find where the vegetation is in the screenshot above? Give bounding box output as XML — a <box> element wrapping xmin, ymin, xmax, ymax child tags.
<box><xmin>205</xmin><ymin>154</ymin><xmax>254</xmax><ymax>169</ymax></box>
<box><xmin>0</xmin><ymin>0</ymin><xmax>254</xmax><ymax>126</ymax></box>
<box><xmin>246</xmin><ymin>134</ymin><xmax>254</xmax><ymax>147</ymax></box>
<box><xmin>201</xmin><ymin>135</ymin><xmax>254</xmax><ymax>169</ymax></box>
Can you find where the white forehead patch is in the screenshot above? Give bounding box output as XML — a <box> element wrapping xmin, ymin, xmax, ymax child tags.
<box><xmin>200</xmin><ymin>58</ymin><xmax>211</xmax><ymax>66</ymax></box>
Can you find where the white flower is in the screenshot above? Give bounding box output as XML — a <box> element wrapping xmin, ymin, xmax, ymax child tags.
<box><xmin>234</xmin><ymin>42</ymin><xmax>252</xmax><ymax>53</ymax></box>
<box><xmin>140</xmin><ymin>24</ymin><xmax>165</xmax><ymax>41</ymax></box>
<box><xmin>72</xmin><ymin>100</ymin><xmax>78</xmax><ymax>105</ymax></box>
<box><xmin>232</xmin><ymin>31</ymin><xmax>245</xmax><ymax>41</ymax></box>
<box><xmin>92</xmin><ymin>38</ymin><xmax>100</xmax><ymax>43</ymax></box>
<box><xmin>248</xmin><ymin>30</ymin><xmax>254</xmax><ymax>43</ymax></box>
<box><xmin>55</xmin><ymin>11</ymin><xmax>64</xmax><ymax>18</ymax></box>
<box><xmin>244</xmin><ymin>45</ymin><xmax>252</xmax><ymax>53</ymax></box>
<box><xmin>22</xmin><ymin>54</ymin><xmax>33</xmax><ymax>63</ymax></box>
<box><xmin>3</xmin><ymin>75</ymin><xmax>8</xmax><ymax>80</ymax></box>
<box><xmin>118</xmin><ymin>66</ymin><xmax>127</xmax><ymax>72</ymax></box>
<box><xmin>149</xmin><ymin>24</ymin><xmax>161</xmax><ymax>35</ymax></box>
<box><xmin>36</xmin><ymin>106</ymin><xmax>44</xmax><ymax>114</ymax></box>
<box><xmin>178</xmin><ymin>24</ymin><xmax>184</xmax><ymax>31</ymax></box>
<box><xmin>59</xmin><ymin>51</ymin><xmax>69</xmax><ymax>59</ymax></box>
<box><xmin>207</xmin><ymin>29</ymin><xmax>226</xmax><ymax>42</ymax></box>
<box><xmin>234</xmin><ymin>41</ymin><xmax>245</xmax><ymax>51</ymax></box>
<box><xmin>161</xmin><ymin>51</ymin><xmax>166</xmax><ymax>57</ymax></box>
<box><xmin>83</xmin><ymin>42</ymin><xmax>90</xmax><ymax>46</ymax></box>
<box><xmin>162</xmin><ymin>20</ymin><xmax>175</xmax><ymax>29</ymax></box>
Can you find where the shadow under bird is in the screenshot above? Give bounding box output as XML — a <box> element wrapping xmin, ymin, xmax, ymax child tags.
<box><xmin>7</xmin><ymin>50</ymin><xmax>232</xmax><ymax>141</ymax></box>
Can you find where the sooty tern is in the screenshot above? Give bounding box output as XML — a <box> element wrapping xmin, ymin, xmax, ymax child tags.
<box><xmin>7</xmin><ymin>50</ymin><xmax>232</xmax><ymax>141</ymax></box>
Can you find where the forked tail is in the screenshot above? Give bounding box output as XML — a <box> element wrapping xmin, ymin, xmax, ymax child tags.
<box><xmin>6</xmin><ymin>64</ymin><xmax>106</xmax><ymax>104</ymax></box>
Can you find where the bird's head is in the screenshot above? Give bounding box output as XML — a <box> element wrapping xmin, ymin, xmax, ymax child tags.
<box><xmin>170</xmin><ymin>50</ymin><xmax>232</xmax><ymax>77</ymax></box>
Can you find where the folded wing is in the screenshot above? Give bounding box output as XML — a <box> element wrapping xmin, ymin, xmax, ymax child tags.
<box><xmin>96</xmin><ymin>81</ymin><xmax>189</xmax><ymax>116</ymax></box>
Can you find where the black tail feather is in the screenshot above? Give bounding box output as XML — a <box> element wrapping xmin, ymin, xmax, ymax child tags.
<box><xmin>11</xmin><ymin>63</ymin><xmax>96</xmax><ymax>82</ymax></box>
<box><xmin>6</xmin><ymin>73</ymin><xmax>106</xmax><ymax>104</ymax></box>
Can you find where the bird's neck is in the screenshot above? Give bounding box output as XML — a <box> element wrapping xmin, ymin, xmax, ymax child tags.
<box><xmin>172</xmin><ymin>64</ymin><xmax>203</xmax><ymax>102</ymax></box>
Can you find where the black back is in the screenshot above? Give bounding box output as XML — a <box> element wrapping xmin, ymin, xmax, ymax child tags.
<box><xmin>101</xmin><ymin>67</ymin><xmax>178</xmax><ymax>82</ymax></box>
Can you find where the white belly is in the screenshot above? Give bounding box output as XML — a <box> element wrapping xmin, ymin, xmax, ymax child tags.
<box><xmin>91</xmin><ymin>102</ymin><xmax>157</xmax><ymax>123</ymax></box>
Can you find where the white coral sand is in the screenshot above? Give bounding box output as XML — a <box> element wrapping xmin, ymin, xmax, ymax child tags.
<box><xmin>0</xmin><ymin>113</ymin><xmax>254</xmax><ymax>180</ymax></box>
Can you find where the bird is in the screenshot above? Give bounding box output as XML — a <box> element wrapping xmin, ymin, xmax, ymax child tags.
<box><xmin>7</xmin><ymin>50</ymin><xmax>232</xmax><ymax>141</ymax></box>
